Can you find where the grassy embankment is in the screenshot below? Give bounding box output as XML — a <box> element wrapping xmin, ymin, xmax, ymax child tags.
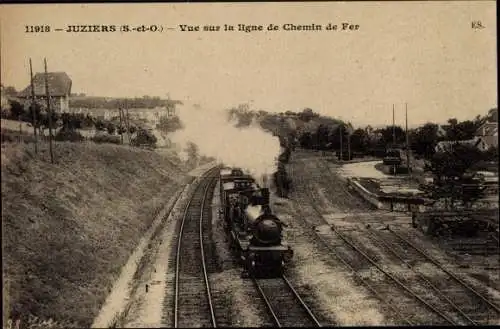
<box><xmin>2</xmin><ymin>139</ymin><xmax>191</xmax><ymax>328</ymax></box>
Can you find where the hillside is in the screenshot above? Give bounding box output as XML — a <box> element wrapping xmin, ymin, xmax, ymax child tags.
<box><xmin>2</xmin><ymin>141</ymin><xmax>192</xmax><ymax>327</ymax></box>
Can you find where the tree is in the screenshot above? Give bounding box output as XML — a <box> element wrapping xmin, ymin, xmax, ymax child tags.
<box><xmin>350</xmin><ymin>128</ymin><xmax>370</xmax><ymax>153</ymax></box>
<box><xmin>315</xmin><ymin>124</ymin><xmax>330</xmax><ymax>149</ymax></box>
<box><xmin>411</xmin><ymin>123</ymin><xmax>439</xmax><ymax>159</ymax></box>
<box><xmin>156</xmin><ymin>115</ymin><xmax>183</xmax><ymax>134</ymax></box>
<box><xmin>3</xmin><ymin>86</ymin><xmax>17</xmax><ymax>96</ymax></box>
<box><xmin>95</xmin><ymin>119</ymin><xmax>106</xmax><ymax>131</ymax></box>
<box><xmin>298</xmin><ymin>108</ymin><xmax>316</xmax><ymax>122</ymax></box>
<box><xmin>8</xmin><ymin>100</ymin><xmax>25</xmax><ymax>119</ymax></box>
<box><xmin>106</xmin><ymin>122</ymin><xmax>116</xmax><ymax>135</ymax></box>
<box><xmin>299</xmin><ymin>131</ymin><xmax>313</xmax><ymax>149</ymax></box>
<box><xmin>422</xmin><ymin>143</ymin><xmax>486</xmax><ymax>209</ymax></box>
<box><xmin>131</xmin><ymin>128</ymin><xmax>157</xmax><ymax>148</ymax></box>
<box><xmin>83</xmin><ymin>114</ymin><xmax>94</xmax><ymax>128</ymax></box>
<box><xmin>185</xmin><ymin>142</ymin><xmax>199</xmax><ymax>162</ymax></box>
<box><xmin>379</xmin><ymin>125</ymin><xmax>406</xmax><ymax>145</ymax></box>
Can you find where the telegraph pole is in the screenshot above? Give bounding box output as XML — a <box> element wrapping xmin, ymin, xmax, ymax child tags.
<box><xmin>392</xmin><ymin>104</ymin><xmax>396</xmax><ymax>145</ymax></box>
<box><xmin>339</xmin><ymin>124</ymin><xmax>343</xmax><ymax>161</ymax></box>
<box><xmin>406</xmin><ymin>103</ymin><xmax>411</xmax><ymax>180</ymax></box>
<box><xmin>347</xmin><ymin>123</ymin><xmax>351</xmax><ymax>161</ymax></box>
<box><xmin>125</xmin><ymin>100</ymin><xmax>131</xmax><ymax>143</ymax></box>
<box><xmin>118</xmin><ymin>107</ymin><xmax>124</xmax><ymax>144</ymax></box>
<box><xmin>44</xmin><ymin>58</ymin><xmax>54</xmax><ymax>163</ymax></box>
<box><xmin>392</xmin><ymin>104</ymin><xmax>396</xmax><ymax>175</ymax></box>
<box><xmin>29</xmin><ymin>58</ymin><xmax>38</xmax><ymax>153</ymax></box>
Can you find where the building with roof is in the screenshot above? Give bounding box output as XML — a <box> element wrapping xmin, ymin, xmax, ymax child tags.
<box><xmin>18</xmin><ymin>72</ymin><xmax>72</xmax><ymax>113</ymax></box>
<box><xmin>474</xmin><ymin>121</ymin><xmax>498</xmax><ymax>150</ymax></box>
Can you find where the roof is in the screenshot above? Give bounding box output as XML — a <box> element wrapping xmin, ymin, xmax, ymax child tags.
<box><xmin>476</xmin><ymin>122</ymin><xmax>498</xmax><ymax>136</ymax></box>
<box><xmin>18</xmin><ymin>72</ymin><xmax>72</xmax><ymax>97</ymax></box>
<box><xmin>435</xmin><ymin>139</ymin><xmax>481</xmax><ymax>152</ymax></box>
<box><xmin>477</xmin><ymin>135</ymin><xmax>498</xmax><ymax>148</ymax></box>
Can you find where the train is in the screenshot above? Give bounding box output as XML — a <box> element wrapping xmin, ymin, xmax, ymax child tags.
<box><xmin>219</xmin><ymin>167</ymin><xmax>293</xmax><ymax>277</ymax></box>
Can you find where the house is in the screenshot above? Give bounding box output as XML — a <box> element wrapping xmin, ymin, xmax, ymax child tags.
<box><xmin>474</xmin><ymin>121</ymin><xmax>498</xmax><ymax>150</ymax></box>
<box><xmin>436</xmin><ymin>125</ymin><xmax>449</xmax><ymax>138</ymax></box>
<box><xmin>434</xmin><ymin>139</ymin><xmax>482</xmax><ymax>153</ymax></box>
<box><xmin>18</xmin><ymin>72</ymin><xmax>72</xmax><ymax>113</ymax></box>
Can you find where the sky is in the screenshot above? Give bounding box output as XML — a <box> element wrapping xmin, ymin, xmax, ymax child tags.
<box><xmin>0</xmin><ymin>2</ymin><xmax>497</xmax><ymax>127</ymax></box>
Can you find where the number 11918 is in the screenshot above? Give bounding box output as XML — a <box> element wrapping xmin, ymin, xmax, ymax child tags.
<box><xmin>5</xmin><ymin>319</ymin><xmax>20</xmax><ymax>329</ymax></box>
<box><xmin>25</xmin><ymin>25</ymin><xmax>50</xmax><ymax>33</ymax></box>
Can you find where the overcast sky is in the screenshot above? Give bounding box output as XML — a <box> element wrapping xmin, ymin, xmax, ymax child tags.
<box><xmin>1</xmin><ymin>2</ymin><xmax>496</xmax><ymax>126</ymax></box>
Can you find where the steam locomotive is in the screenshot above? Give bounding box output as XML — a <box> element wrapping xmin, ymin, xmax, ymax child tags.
<box><xmin>219</xmin><ymin>167</ymin><xmax>293</xmax><ymax>277</ymax></box>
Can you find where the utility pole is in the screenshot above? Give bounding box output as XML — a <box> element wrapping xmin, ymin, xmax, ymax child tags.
<box><xmin>339</xmin><ymin>125</ymin><xmax>343</xmax><ymax>161</ymax></box>
<box><xmin>125</xmin><ymin>100</ymin><xmax>131</xmax><ymax>144</ymax></box>
<box><xmin>347</xmin><ymin>123</ymin><xmax>351</xmax><ymax>161</ymax></box>
<box><xmin>392</xmin><ymin>104</ymin><xmax>396</xmax><ymax>145</ymax></box>
<box><xmin>118</xmin><ymin>107</ymin><xmax>124</xmax><ymax>144</ymax></box>
<box><xmin>406</xmin><ymin>103</ymin><xmax>411</xmax><ymax>180</ymax></box>
<box><xmin>392</xmin><ymin>104</ymin><xmax>396</xmax><ymax>175</ymax></box>
<box><xmin>44</xmin><ymin>58</ymin><xmax>54</xmax><ymax>164</ymax></box>
<box><xmin>29</xmin><ymin>58</ymin><xmax>38</xmax><ymax>153</ymax></box>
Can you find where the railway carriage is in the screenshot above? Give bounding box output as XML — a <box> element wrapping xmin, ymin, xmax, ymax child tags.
<box><xmin>383</xmin><ymin>148</ymin><xmax>403</xmax><ymax>166</ymax></box>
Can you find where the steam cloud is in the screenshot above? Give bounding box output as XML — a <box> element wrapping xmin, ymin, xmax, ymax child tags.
<box><xmin>169</xmin><ymin>103</ymin><xmax>281</xmax><ymax>185</ymax></box>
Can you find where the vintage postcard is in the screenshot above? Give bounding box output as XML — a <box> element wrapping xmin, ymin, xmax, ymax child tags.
<box><xmin>1</xmin><ymin>2</ymin><xmax>498</xmax><ymax>328</ymax></box>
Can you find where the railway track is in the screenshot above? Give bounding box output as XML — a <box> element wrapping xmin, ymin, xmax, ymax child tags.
<box><xmin>383</xmin><ymin>226</ymin><xmax>500</xmax><ymax>324</ymax></box>
<box><xmin>289</xmin><ymin>158</ymin><xmax>479</xmax><ymax>324</ymax></box>
<box><xmin>173</xmin><ymin>169</ymin><xmax>219</xmax><ymax>328</ymax></box>
<box><xmin>253</xmin><ymin>275</ymin><xmax>322</xmax><ymax>327</ymax></box>
<box><xmin>329</xmin><ymin>225</ymin><xmax>458</xmax><ymax>325</ymax></box>
<box><xmin>290</xmin><ymin>156</ymin><xmax>500</xmax><ymax>324</ymax></box>
<box><xmin>288</xmin><ymin>160</ymin><xmax>415</xmax><ymax>324</ymax></box>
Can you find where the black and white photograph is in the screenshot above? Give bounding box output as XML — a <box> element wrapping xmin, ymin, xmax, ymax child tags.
<box><xmin>1</xmin><ymin>2</ymin><xmax>498</xmax><ymax>327</ymax></box>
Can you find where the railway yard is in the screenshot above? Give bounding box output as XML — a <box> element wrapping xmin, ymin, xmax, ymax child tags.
<box><xmin>100</xmin><ymin>149</ymin><xmax>499</xmax><ymax>327</ymax></box>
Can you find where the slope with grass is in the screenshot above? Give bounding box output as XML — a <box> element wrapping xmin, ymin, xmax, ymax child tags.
<box><xmin>2</xmin><ymin>141</ymin><xmax>191</xmax><ymax>327</ymax></box>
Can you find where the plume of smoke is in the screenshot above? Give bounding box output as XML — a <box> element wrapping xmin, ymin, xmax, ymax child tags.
<box><xmin>169</xmin><ymin>103</ymin><xmax>281</xmax><ymax>185</ymax></box>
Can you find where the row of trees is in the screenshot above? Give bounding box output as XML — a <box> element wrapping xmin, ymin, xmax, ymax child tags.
<box><xmin>295</xmin><ymin>109</ymin><xmax>498</xmax><ymax>161</ymax></box>
<box><xmin>1</xmin><ymin>99</ymin><xmax>141</xmax><ymax>135</ymax></box>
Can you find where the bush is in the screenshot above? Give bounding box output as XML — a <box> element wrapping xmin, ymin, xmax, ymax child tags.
<box><xmin>1</xmin><ymin>129</ymin><xmax>17</xmax><ymax>143</ymax></box>
<box><xmin>90</xmin><ymin>134</ymin><xmax>121</xmax><ymax>145</ymax></box>
<box><xmin>54</xmin><ymin>128</ymin><xmax>85</xmax><ymax>142</ymax></box>
<box><xmin>131</xmin><ymin>129</ymin><xmax>157</xmax><ymax>148</ymax></box>
<box><xmin>106</xmin><ymin>123</ymin><xmax>116</xmax><ymax>135</ymax></box>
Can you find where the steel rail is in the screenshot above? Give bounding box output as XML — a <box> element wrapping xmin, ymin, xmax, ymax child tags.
<box><xmin>282</xmin><ymin>275</ymin><xmax>322</xmax><ymax>327</ymax></box>
<box><xmin>200</xmin><ymin>177</ymin><xmax>217</xmax><ymax>327</ymax></box>
<box><xmin>367</xmin><ymin>227</ymin><xmax>477</xmax><ymax>325</ymax></box>
<box><xmin>388</xmin><ymin>226</ymin><xmax>500</xmax><ymax>314</ymax></box>
<box><xmin>253</xmin><ymin>278</ymin><xmax>281</xmax><ymax>327</ymax></box>
<box><xmin>288</xmin><ymin>161</ymin><xmax>414</xmax><ymax>325</ymax></box>
<box><xmin>331</xmin><ymin>225</ymin><xmax>457</xmax><ymax>325</ymax></box>
<box><xmin>174</xmin><ymin>168</ymin><xmax>218</xmax><ymax>328</ymax></box>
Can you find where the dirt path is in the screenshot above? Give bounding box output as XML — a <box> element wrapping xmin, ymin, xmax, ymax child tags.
<box><xmin>90</xmin><ymin>183</ymin><xmax>189</xmax><ymax>328</ymax></box>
